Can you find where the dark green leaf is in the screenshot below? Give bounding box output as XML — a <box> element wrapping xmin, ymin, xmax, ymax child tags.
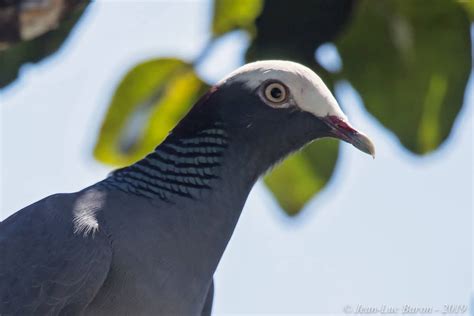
<box><xmin>94</xmin><ymin>58</ymin><xmax>207</xmax><ymax>166</ymax></box>
<box><xmin>337</xmin><ymin>0</ymin><xmax>471</xmax><ymax>154</ymax></box>
<box><xmin>246</xmin><ymin>0</ymin><xmax>354</xmax><ymax>63</ymax></box>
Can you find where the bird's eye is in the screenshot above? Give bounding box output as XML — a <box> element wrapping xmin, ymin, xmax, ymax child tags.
<box><xmin>264</xmin><ymin>82</ymin><xmax>288</xmax><ymax>104</ymax></box>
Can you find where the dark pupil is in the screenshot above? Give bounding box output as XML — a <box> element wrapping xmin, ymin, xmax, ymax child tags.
<box><xmin>270</xmin><ymin>87</ymin><xmax>282</xmax><ymax>99</ymax></box>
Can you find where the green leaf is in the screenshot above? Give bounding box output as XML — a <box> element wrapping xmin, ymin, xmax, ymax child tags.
<box><xmin>264</xmin><ymin>138</ymin><xmax>339</xmax><ymax>216</ymax></box>
<box><xmin>0</xmin><ymin>2</ymin><xmax>89</xmax><ymax>88</ymax></box>
<box><xmin>337</xmin><ymin>0</ymin><xmax>471</xmax><ymax>154</ymax></box>
<box><xmin>245</xmin><ymin>0</ymin><xmax>355</xmax><ymax>64</ymax></box>
<box><xmin>212</xmin><ymin>0</ymin><xmax>263</xmax><ymax>36</ymax></box>
<box><xmin>94</xmin><ymin>58</ymin><xmax>207</xmax><ymax>166</ymax></box>
<box><xmin>458</xmin><ymin>0</ymin><xmax>474</xmax><ymax>20</ymax></box>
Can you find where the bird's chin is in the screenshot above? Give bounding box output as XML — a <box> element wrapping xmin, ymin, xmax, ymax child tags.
<box><xmin>321</xmin><ymin>115</ymin><xmax>376</xmax><ymax>158</ymax></box>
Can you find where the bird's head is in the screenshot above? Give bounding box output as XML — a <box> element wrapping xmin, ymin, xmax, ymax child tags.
<box><xmin>173</xmin><ymin>60</ymin><xmax>374</xmax><ymax>172</ymax></box>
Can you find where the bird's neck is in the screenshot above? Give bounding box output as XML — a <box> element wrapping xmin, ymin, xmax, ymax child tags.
<box><xmin>105</xmin><ymin>121</ymin><xmax>238</xmax><ymax>202</ymax></box>
<box><xmin>101</xmin><ymin>108</ymin><xmax>293</xmax><ymax>282</ymax></box>
<box><xmin>99</xmin><ymin>118</ymin><xmax>279</xmax><ymax>291</ymax></box>
<box><xmin>103</xmin><ymin>120</ymin><xmax>267</xmax><ymax>253</ymax></box>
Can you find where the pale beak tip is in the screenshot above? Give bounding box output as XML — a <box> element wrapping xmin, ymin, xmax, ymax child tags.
<box><xmin>353</xmin><ymin>131</ymin><xmax>376</xmax><ymax>159</ymax></box>
<box><xmin>322</xmin><ymin>115</ymin><xmax>376</xmax><ymax>158</ymax></box>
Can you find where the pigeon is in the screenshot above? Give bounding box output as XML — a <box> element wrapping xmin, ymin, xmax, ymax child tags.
<box><xmin>0</xmin><ymin>60</ymin><xmax>375</xmax><ymax>315</ymax></box>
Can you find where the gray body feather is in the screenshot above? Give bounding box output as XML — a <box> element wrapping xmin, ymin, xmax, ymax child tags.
<box><xmin>0</xmin><ymin>185</ymin><xmax>220</xmax><ymax>315</ymax></box>
<box><xmin>0</xmin><ymin>192</ymin><xmax>112</xmax><ymax>315</ymax></box>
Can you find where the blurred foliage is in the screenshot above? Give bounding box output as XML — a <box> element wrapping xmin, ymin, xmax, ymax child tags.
<box><xmin>264</xmin><ymin>139</ymin><xmax>339</xmax><ymax>215</ymax></box>
<box><xmin>1</xmin><ymin>0</ymin><xmax>471</xmax><ymax>215</ymax></box>
<box><xmin>336</xmin><ymin>0</ymin><xmax>471</xmax><ymax>154</ymax></box>
<box><xmin>94</xmin><ymin>58</ymin><xmax>207</xmax><ymax>166</ymax></box>
<box><xmin>458</xmin><ymin>0</ymin><xmax>474</xmax><ymax>20</ymax></box>
<box><xmin>212</xmin><ymin>0</ymin><xmax>263</xmax><ymax>36</ymax></box>
<box><xmin>246</xmin><ymin>0</ymin><xmax>354</xmax><ymax>64</ymax></box>
<box><xmin>0</xmin><ymin>0</ymin><xmax>89</xmax><ymax>88</ymax></box>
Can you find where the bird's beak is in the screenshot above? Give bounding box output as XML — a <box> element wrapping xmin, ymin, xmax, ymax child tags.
<box><xmin>322</xmin><ymin>115</ymin><xmax>376</xmax><ymax>158</ymax></box>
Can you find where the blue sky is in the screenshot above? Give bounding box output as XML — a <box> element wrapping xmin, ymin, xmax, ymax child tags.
<box><xmin>1</xmin><ymin>1</ymin><xmax>472</xmax><ymax>314</ymax></box>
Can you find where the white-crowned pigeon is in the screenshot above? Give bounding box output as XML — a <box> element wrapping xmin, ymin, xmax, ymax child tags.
<box><xmin>0</xmin><ymin>60</ymin><xmax>375</xmax><ymax>315</ymax></box>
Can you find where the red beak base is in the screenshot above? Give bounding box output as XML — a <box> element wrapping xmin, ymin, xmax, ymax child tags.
<box><xmin>322</xmin><ymin>115</ymin><xmax>375</xmax><ymax>158</ymax></box>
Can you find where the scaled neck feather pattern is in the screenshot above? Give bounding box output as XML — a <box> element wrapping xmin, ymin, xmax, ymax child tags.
<box><xmin>104</xmin><ymin>121</ymin><xmax>229</xmax><ymax>202</ymax></box>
